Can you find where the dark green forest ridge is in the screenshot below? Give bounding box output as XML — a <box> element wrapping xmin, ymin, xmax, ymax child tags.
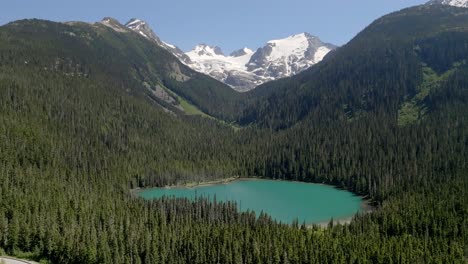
<box><xmin>0</xmin><ymin>17</ymin><xmax>244</xmax><ymax>121</ymax></box>
<box><xmin>240</xmin><ymin>5</ymin><xmax>468</xmax><ymax>129</ymax></box>
<box><xmin>0</xmin><ymin>4</ymin><xmax>467</xmax><ymax>264</ymax></box>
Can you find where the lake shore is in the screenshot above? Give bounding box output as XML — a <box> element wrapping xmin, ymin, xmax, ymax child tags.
<box><xmin>132</xmin><ymin>177</ymin><xmax>375</xmax><ymax>228</ymax></box>
<box><xmin>313</xmin><ymin>198</ymin><xmax>374</xmax><ymax>228</ymax></box>
<box><xmin>131</xmin><ymin>176</ymin><xmax>246</xmax><ymax>194</ymax></box>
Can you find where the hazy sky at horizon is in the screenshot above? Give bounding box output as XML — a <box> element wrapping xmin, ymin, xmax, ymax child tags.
<box><xmin>2</xmin><ymin>0</ymin><xmax>427</xmax><ymax>53</ymax></box>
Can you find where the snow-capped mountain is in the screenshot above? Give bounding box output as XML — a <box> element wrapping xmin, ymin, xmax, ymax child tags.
<box><xmin>125</xmin><ymin>18</ymin><xmax>336</xmax><ymax>91</ymax></box>
<box><xmin>125</xmin><ymin>18</ymin><xmax>192</xmax><ymax>64</ymax></box>
<box><xmin>427</xmin><ymin>0</ymin><xmax>468</xmax><ymax>7</ymax></box>
<box><xmin>186</xmin><ymin>33</ymin><xmax>336</xmax><ymax>91</ymax></box>
<box><xmin>245</xmin><ymin>33</ymin><xmax>334</xmax><ymax>87</ymax></box>
<box><xmin>185</xmin><ymin>45</ymin><xmax>260</xmax><ymax>90</ymax></box>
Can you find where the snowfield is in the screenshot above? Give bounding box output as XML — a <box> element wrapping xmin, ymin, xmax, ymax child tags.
<box><xmin>124</xmin><ymin>18</ymin><xmax>336</xmax><ymax>91</ymax></box>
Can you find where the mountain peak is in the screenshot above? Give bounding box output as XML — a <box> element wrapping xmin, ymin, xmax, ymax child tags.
<box><xmin>185</xmin><ymin>33</ymin><xmax>336</xmax><ymax>91</ymax></box>
<box><xmin>192</xmin><ymin>44</ymin><xmax>225</xmax><ymax>56</ymax></box>
<box><xmin>267</xmin><ymin>32</ymin><xmax>324</xmax><ymax>48</ymax></box>
<box><xmin>101</xmin><ymin>17</ymin><xmax>121</xmax><ymax>25</ymax></box>
<box><xmin>230</xmin><ymin>47</ymin><xmax>254</xmax><ymax>57</ymax></box>
<box><xmin>124</xmin><ymin>18</ymin><xmax>159</xmax><ymax>41</ymax></box>
<box><xmin>267</xmin><ymin>33</ymin><xmax>307</xmax><ymax>45</ymax></box>
<box><xmin>262</xmin><ymin>33</ymin><xmax>325</xmax><ymax>62</ymax></box>
<box><xmin>427</xmin><ymin>0</ymin><xmax>468</xmax><ymax>7</ymax></box>
<box><xmin>125</xmin><ymin>18</ymin><xmax>150</xmax><ymax>33</ymax></box>
<box><xmin>124</xmin><ymin>18</ymin><xmax>192</xmax><ymax>64</ymax></box>
<box><xmin>126</xmin><ymin>18</ymin><xmax>145</xmax><ymax>26</ymax></box>
<box><xmin>100</xmin><ymin>17</ymin><xmax>128</xmax><ymax>33</ymax></box>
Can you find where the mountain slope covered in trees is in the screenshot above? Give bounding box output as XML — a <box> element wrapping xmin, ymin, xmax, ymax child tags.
<box><xmin>239</xmin><ymin>5</ymin><xmax>468</xmax><ymax>130</ymax></box>
<box><xmin>0</xmin><ymin>4</ymin><xmax>466</xmax><ymax>264</ymax></box>
<box><xmin>0</xmin><ymin>18</ymin><xmax>243</xmax><ymax>121</ymax></box>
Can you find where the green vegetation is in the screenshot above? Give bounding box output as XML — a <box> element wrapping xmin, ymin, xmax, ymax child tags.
<box><xmin>0</xmin><ymin>18</ymin><xmax>244</xmax><ymax>122</ymax></box>
<box><xmin>164</xmin><ymin>87</ymin><xmax>241</xmax><ymax>130</ymax></box>
<box><xmin>398</xmin><ymin>64</ymin><xmax>460</xmax><ymax>126</ymax></box>
<box><xmin>398</xmin><ymin>101</ymin><xmax>421</xmax><ymax>126</ymax></box>
<box><xmin>177</xmin><ymin>94</ymin><xmax>207</xmax><ymax>116</ymax></box>
<box><xmin>163</xmin><ymin>86</ymin><xmax>208</xmax><ymax>116</ymax></box>
<box><xmin>0</xmin><ymin>5</ymin><xmax>467</xmax><ymax>264</ymax></box>
<box><xmin>239</xmin><ymin>5</ymin><xmax>468</xmax><ymax>130</ymax></box>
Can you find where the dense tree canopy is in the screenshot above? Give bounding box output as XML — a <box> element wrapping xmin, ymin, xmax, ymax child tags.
<box><xmin>0</xmin><ymin>4</ymin><xmax>467</xmax><ymax>264</ymax></box>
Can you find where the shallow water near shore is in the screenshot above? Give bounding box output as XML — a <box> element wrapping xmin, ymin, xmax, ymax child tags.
<box><xmin>138</xmin><ymin>179</ymin><xmax>364</xmax><ymax>225</ymax></box>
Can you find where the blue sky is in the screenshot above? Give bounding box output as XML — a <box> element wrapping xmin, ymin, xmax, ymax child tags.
<box><xmin>2</xmin><ymin>0</ymin><xmax>426</xmax><ymax>53</ymax></box>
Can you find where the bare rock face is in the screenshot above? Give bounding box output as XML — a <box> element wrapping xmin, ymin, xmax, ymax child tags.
<box><xmin>125</xmin><ymin>18</ymin><xmax>337</xmax><ymax>91</ymax></box>
<box><xmin>185</xmin><ymin>33</ymin><xmax>337</xmax><ymax>91</ymax></box>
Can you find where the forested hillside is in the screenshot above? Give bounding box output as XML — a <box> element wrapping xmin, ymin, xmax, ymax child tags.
<box><xmin>0</xmin><ymin>18</ymin><xmax>243</xmax><ymax>121</ymax></box>
<box><xmin>240</xmin><ymin>5</ymin><xmax>468</xmax><ymax>130</ymax></box>
<box><xmin>0</xmin><ymin>4</ymin><xmax>467</xmax><ymax>264</ymax></box>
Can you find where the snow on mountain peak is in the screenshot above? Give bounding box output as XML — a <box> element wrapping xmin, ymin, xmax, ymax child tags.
<box><xmin>123</xmin><ymin>18</ymin><xmax>335</xmax><ymax>91</ymax></box>
<box><xmin>186</xmin><ymin>45</ymin><xmax>251</xmax><ymax>79</ymax></box>
<box><xmin>266</xmin><ymin>33</ymin><xmax>310</xmax><ymax>61</ymax></box>
<box><xmin>427</xmin><ymin>0</ymin><xmax>468</xmax><ymax>7</ymax></box>
<box><xmin>191</xmin><ymin>44</ymin><xmax>225</xmax><ymax>56</ymax></box>
<box><xmin>127</xmin><ymin>18</ymin><xmax>146</xmax><ymax>28</ymax></box>
<box><xmin>267</xmin><ymin>32</ymin><xmax>307</xmax><ymax>44</ymax></box>
<box><xmin>126</xmin><ymin>18</ymin><xmax>144</xmax><ymax>28</ymax></box>
<box><xmin>243</xmin><ymin>33</ymin><xmax>335</xmax><ymax>84</ymax></box>
<box><xmin>185</xmin><ymin>33</ymin><xmax>336</xmax><ymax>91</ymax></box>
<box><xmin>230</xmin><ymin>48</ymin><xmax>254</xmax><ymax>57</ymax></box>
<box><xmin>124</xmin><ymin>18</ymin><xmax>160</xmax><ymax>41</ymax></box>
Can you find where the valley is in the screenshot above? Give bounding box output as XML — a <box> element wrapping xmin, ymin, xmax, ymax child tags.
<box><xmin>0</xmin><ymin>1</ymin><xmax>467</xmax><ymax>263</ymax></box>
<box><xmin>125</xmin><ymin>19</ymin><xmax>336</xmax><ymax>92</ymax></box>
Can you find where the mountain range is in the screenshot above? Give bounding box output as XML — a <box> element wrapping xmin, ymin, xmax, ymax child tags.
<box><xmin>239</xmin><ymin>3</ymin><xmax>468</xmax><ymax>129</ymax></box>
<box><xmin>427</xmin><ymin>0</ymin><xmax>468</xmax><ymax>7</ymax></box>
<box><xmin>124</xmin><ymin>19</ymin><xmax>336</xmax><ymax>91</ymax></box>
<box><xmin>77</xmin><ymin>17</ymin><xmax>243</xmax><ymax>121</ymax></box>
<box><xmin>123</xmin><ymin>0</ymin><xmax>468</xmax><ymax>92</ymax></box>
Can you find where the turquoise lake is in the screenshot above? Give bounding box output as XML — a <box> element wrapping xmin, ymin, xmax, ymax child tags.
<box><xmin>138</xmin><ymin>179</ymin><xmax>363</xmax><ymax>225</ymax></box>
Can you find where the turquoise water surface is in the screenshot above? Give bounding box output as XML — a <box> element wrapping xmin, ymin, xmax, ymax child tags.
<box><xmin>138</xmin><ymin>179</ymin><xmax>363</xmax><ymax>225</ymax></box>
